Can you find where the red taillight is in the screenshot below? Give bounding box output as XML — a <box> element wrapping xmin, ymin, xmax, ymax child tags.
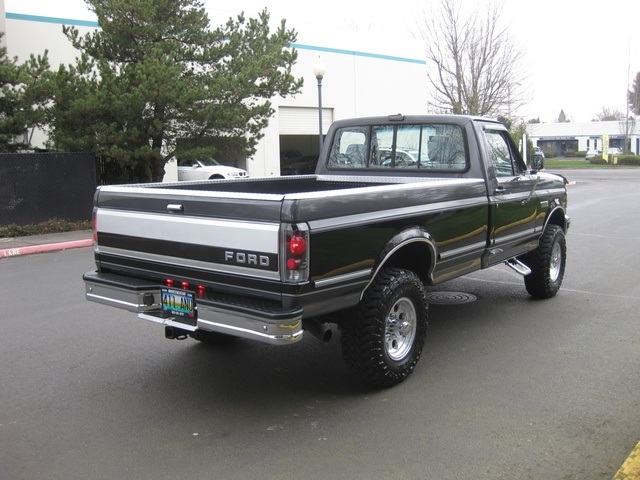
<box><xmin>165</xmin><ymin>278</ymin><xmax>174</xmax><ymax>287</ymax></box>
<box><xmin>282</xmin><ymin>223</ymin><xmax>309</xmax><ymax>283</ymax></box>
<box><xmin>287</xmin><ymin>258</ymin><xmax>301</xmax><ymax>270</ymax></box>
<box><xmin>181</xmin><ymin>281</ymin><xmax>190</xmax><ymax>290</ymax></box>
<box><xmin>289</xmin><ymin>234</ymin><xmax>307</xmax><ymax>257</ymax></box>
<box><xmin>197</xmin><ymin>285</ymin><xmax>206</xmax><ymax>297</ymax></box>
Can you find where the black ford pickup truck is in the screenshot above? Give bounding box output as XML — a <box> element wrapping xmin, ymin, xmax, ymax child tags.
<box><xmin>84</xmin><ymin>114</ymin><xmax>569</xmax><ymax>387</ymax></box>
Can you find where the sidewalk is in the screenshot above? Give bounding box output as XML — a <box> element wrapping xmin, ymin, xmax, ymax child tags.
<box><xmin>0</xmin><ymin>230</ymin><xmax>93</xmax><ymax>259</ymax></box>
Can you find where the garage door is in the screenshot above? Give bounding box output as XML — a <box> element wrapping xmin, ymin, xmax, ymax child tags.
<box><xmin>279</xmin><ymin>106</ymin><xmax>333</xmax><ymax>135</ymax></box>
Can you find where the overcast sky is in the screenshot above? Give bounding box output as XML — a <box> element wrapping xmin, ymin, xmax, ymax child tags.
<box><xmin>7</xmin><ymin>0</ymin><xmax>640</xmax><ymax>123</ymax></box>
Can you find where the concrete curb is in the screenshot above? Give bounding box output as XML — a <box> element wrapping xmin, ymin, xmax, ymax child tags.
<box><xmin>0</xmin><ymin>238</ymin><xmax>93</xmax><ymax>259</ymax></box>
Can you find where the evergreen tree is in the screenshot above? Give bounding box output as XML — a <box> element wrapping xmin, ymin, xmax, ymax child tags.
<box><xmin>0</xmin><ymin>35</ymin><xmax>49</xmax><ymax>152</ymax></box>
<box><xmin>558</xmin><ymin>110</ymin><xmax>567</xmax><ymax>123</ymax></box>
<box><xmin>0</xmin><ymin>32</ymin><xmax>49</xmax><ymax>152</ymax></box>
<box><xmin>48</xmin><ymin>0</ymin><xmax>303</xmax><ymax>182</ymax></box>
<box><xmin>0</xmin><ymin>41</ymin><xmax>24</xmax><ymax>151</ymax></box>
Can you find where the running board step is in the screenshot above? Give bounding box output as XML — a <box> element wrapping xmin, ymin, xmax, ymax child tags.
<box><xmin>504</xmin><ymin>258</ymin><xmax>532</xmax><ymax>276</ymax></box>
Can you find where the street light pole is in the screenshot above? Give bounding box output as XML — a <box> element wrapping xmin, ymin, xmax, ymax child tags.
<box><xmin>313</xmin><ymin>59</ymin><xmax>326</xmax><ymax>152</ymax></box>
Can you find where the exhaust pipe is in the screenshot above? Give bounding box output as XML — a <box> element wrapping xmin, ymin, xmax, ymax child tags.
<box><xmin>303</xmin><ymin>319</ymin><xmax>333</xmax><ymax>343</ymax></box>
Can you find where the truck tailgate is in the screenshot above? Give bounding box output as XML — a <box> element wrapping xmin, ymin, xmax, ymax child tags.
<box><xmin>93</xmin><ymin>185</ymin><xmax>287</xmax><ymax>299</ymax></box>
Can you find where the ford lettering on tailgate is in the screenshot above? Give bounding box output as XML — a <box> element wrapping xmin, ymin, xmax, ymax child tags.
<box><xmin>224</xmin><ymin>250</ymin><xmax>271</xmax><ymax>267</ymax></box>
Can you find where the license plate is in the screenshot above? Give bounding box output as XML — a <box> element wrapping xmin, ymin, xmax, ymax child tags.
<box><xmin>161</xmin><ymin>287</ymin><xmax>197</xmax><ymax>325</ymax></box>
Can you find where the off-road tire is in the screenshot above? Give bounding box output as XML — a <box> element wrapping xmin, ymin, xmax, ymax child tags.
<box><xmin>521</xmin><ymin>224</ymin><xmax>566</xmax><ymax>299</ymax></box>
<box><xmin>339</xmin><ymin>268</ymin><xmax>428</xmax><ymax>388</ymax></box>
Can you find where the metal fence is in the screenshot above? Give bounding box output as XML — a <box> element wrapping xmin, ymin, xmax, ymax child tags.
<box><xmin>0</xmin><ymin>152</ymin><xmax>97</xmax><ymax>226</ymax></box>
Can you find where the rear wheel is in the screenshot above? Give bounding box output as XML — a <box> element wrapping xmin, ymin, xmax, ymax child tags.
<box><xmin>521</xmin><ymin>224</ymin><xmax>566</xmax><ymax>299</ymax></box>
<box><xmin>339</xmin><ymin>268</ymin><xmax>428</xmax><ymax>388</ymax></box>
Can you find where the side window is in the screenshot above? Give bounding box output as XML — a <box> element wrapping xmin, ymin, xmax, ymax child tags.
<box><xmin>484</xmin><ymin>129</ymin><xmax>524</xmax><ymax>177</ymax></box>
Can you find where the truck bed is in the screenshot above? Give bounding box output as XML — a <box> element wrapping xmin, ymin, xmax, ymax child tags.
<box><xmin>95</xmin><ymin>174</ymin><xmax>484</xmax><ymax>223</ymax></box>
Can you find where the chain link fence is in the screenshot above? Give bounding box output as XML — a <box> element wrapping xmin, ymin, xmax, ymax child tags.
<box><xmin>0</xmin><ymin>153</ymin><xmax>97</xmax><ymax>227</ymax></box>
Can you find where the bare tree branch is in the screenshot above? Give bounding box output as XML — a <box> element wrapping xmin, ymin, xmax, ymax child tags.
<box><xmin>416</xmin><ymin>0</ymin><xmax>525</xmax><ymax>119</ymax></box>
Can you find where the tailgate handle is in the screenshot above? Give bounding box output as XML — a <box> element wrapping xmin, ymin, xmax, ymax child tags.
<box><xmin>167</xmin><ymin>204</ymin><xmax>184</xmax><ymax>213</ymax></box>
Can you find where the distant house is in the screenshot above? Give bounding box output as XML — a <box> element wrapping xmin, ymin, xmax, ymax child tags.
<box><xmin>527</xmin><ymin>121</ymin><xmax>640</xmax><ymax>156</ymax></box>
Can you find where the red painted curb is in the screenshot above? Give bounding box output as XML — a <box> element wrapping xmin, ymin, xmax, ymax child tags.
<box><xmin>0</xmin><ymin>239</ymin><xmax>93</xmax><ymax>259</ymax></box>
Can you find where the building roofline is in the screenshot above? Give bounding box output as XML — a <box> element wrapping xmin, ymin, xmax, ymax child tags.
<box><xmin>5</xmin><ymin>13</ymin><xmax>426</xmax><ymax>66</ymax></box>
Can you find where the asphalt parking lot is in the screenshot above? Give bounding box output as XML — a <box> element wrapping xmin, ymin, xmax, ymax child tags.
<box><xmin>1</xmin><ymin>168</ymin><xmax>639</xmax><ymax>479</ymax></box>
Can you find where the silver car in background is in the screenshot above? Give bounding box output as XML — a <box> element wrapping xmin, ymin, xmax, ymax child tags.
<box><xmin>177</xmin><ymin>158</ymin><xmax>248</xmax><ymax>181</ymax></box>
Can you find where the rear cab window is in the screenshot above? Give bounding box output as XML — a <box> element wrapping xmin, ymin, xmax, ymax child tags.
<box><xmin>327</xmin><ymin>123</ymin><xmax>468</xmax><ymax>173</ymax></box>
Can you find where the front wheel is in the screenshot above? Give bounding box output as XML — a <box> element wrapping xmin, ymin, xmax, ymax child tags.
<box><xmin>339</xmin><ymin>268</ymin><xmax>428</xmax><ymax>388</ymax></box>
<box><xmin>521</xmin><ymin>224</ymin><xmax>566</xmax><ymax>299</ymax></box>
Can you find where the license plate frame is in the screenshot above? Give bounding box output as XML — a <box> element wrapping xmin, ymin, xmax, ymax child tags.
<box><xmin>161</xmin><ymin>287</ymin><xmax>197</xmax><ymax>326</ymax></box>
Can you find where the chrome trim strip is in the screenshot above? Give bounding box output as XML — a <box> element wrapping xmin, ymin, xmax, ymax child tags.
<box><xmin>197</xmin><ymin>317</ymin><xmax>303</xmax><ymax>345</ymax></box>
<box><xmin>86</xmin><ymin>292</ymin><xmax>143</xmax><ymax>311</ymax></box>
<box><xmin>313</xmin><ymin>269</ymin><xmax>372</xmax><ymax>288</ymax></box>
<box><xmin>287</xmin><ymin>177</ymin><xmax>483</xmax><ymax>201</ymax></box>
<box><xmin>362</xmin><ymin>237</ymin><xmax>437</xmax><ymax>300</ymax></box>
<box><xmin>492</xmin><ymin>229</ymin><xmax>536</xmax><ymax>247</ymax></box>
<box><xmin>314</xmin><ymin>174</ymin><xmax>444</xmax><ymax>184</ymax></box>
<box><xmin>85</xmin><ymin>282</ymin><xmax>160</xmax><ymax>313</ymax></box>
<box><xmin>543</xmin><ymin>206</ymin><xmax>568</xmax><ymax>231</ymax></box>
<box><xmin>438</xmin><ymin>240</ymin><xmax>487</xmax><ymax>260</ymax></box>
<box><xmin>98</xmin><ymin>184</ymin><xmax>286</xmax><ymax>202</ymax></box>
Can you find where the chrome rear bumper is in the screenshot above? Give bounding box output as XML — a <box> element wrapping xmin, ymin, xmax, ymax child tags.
<box><xmin>83</xmin><ymin>271</ymin><xmax>303</xmax><ymax>345</ymax></box>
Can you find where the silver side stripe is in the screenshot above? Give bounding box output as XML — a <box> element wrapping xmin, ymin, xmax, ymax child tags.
<box><xmin>97</xmin><ymin>209</ymin><xmax>279</xmax><ymax>253</ymax></box>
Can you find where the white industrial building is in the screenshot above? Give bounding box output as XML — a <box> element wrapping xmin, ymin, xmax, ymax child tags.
<box><xmin>3</xmin><ymin>1</ymin><xmax>638</xmax><ymax>180</ymax></box>
<box><xmin>527</xmin><ymin>121</ymin><xmax>640</xmax><ymax>157</ymax></box>
<box><xmin>1</xmin><ymin>2</ymin><xmax>428</xmax><ymax>179</ymax></box>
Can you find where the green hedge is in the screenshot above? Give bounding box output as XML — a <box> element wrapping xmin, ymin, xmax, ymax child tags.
<box><xmin>564</xmin><ymin>151</ymin><xmax>584</xmax><ymax>158</ymax></box>
<box><xmin>586</xmin><ymin>155</ymin><xmax>640</xmax><ymax>166</ymax></box>
<box><xmin>0</xmin><ymin>219</ymin><xmax>91</xmax><ymax>238</ymax></box>
<box><xmin>588</xmin><ymin>156</ymin><xmax>607</xmax><ymax>165</ymax></box>
<box><xmin>617</xmin><ymin>155</ymin><xmax>640</xmax><ymax>166</ymax></box>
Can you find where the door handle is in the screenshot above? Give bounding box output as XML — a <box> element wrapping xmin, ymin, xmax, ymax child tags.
<box><xmin>494</xmin><ymin>186</ymin><xmax>506</xmax><ymax>195</ymax></box>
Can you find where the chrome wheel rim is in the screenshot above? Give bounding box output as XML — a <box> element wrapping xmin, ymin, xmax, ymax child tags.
<box><xmin>385</xmin><ymin>297</ymin><xmax>417</xmax><ymax>361</ymax></box>
<box><xmin>549</xmin><ymin>242</ymin><xmax>562</xmax><ymax>282</ymax></box>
